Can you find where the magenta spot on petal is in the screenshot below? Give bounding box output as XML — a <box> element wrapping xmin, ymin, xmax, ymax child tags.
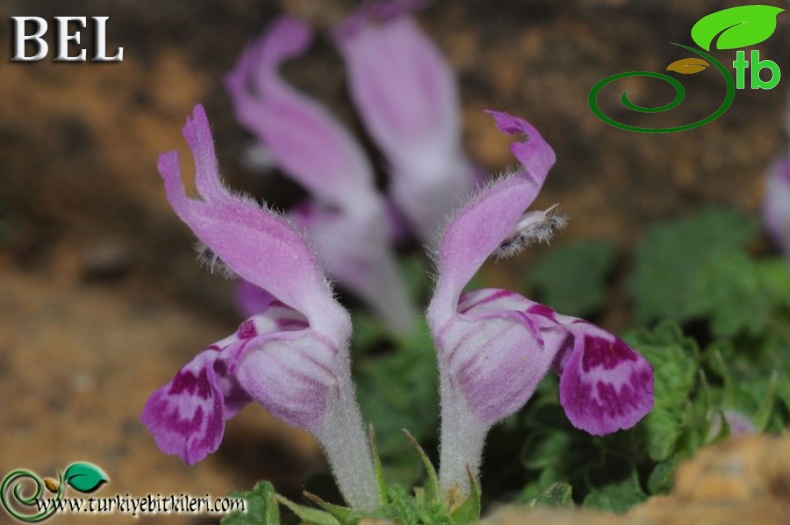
<box><xmin>581</xmin><ymin>337</ymin><xmax>636</xmax><ymax>372</ymax></box>
<box><xmin>237</xmin><ymin>319</ymin><xmax>257</xmax><ymax>339</ymax></box>
<box><xmin>168</xmin><ymin>368</ymin><xmax>213</xmax><ymax>399</ymax></box>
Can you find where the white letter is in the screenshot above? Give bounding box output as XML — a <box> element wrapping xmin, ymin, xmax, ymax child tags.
<box><xmin>92</xmin><ymin>17</ymin><xmax>123</xmax><ymax>62</ymax></box>
<box><xmin>54</xmin><ymin>17</ymin><xmax>87</xmax><ymax>61</ymax></box>
<box><xmin>11</xmin><ymin>17</ymin><xmax>48</xmax><ymax>61</ymax></box>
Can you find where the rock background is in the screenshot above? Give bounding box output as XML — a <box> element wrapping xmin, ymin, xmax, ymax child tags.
<box><xmin>0</xmin><ymin>1</ymin><xmax>788</xmax><ymax>523</ymax></box>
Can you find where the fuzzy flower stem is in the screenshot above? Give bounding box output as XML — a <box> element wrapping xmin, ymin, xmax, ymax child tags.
<box><xmin>438</xmin><ymin>370</ymin><xmax>487</xmax><ymax>494</ymax></box>
<box><xmin>314</xmin><ymin>369</ymin><xmax>379</xmax><ymax>510</ymax></box>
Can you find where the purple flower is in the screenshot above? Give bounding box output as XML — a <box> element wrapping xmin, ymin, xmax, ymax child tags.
<box><xmin>225</xmin><ymin>16</ymin><xmax>415</xmax><ymax>334</ymax></box>
<box><xmin>141</xmin><ymin>104</ymin><xmax>378</xmax><ymax>510</ymax></box>
<box><xmin>334</xmin><ymin>1</ymin><xmax>478</xmax><ymax>241</ymax></box>
<box><xmin>764</xmin><ymin>154</ymin><xmax>790</xmax><ymax>261</ymax></box>
<box><xmin>427</xmin><ymin>111</ymin><xmax>654</xmax><ymax>494</ymax></box>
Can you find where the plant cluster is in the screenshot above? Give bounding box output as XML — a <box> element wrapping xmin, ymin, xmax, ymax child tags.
<box><xmin>139</xmin><ymin>2</ymin><xmax>790</xmax><ymax>523</ymax></box>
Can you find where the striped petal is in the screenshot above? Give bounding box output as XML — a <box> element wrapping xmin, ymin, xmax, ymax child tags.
<box><xmin>334</xmin><ymin>1</ymin><xmax>477</xmax><ymax>239</ymax></box>
<box><xmin>158</xmin><ymin>104</ymin><xmax>347</xmax><ymax>336</ymax></box>
<box><xmin>225</xmin><ymin>16</ymin><xmax>375</xmax><ymax>209</ymax></box>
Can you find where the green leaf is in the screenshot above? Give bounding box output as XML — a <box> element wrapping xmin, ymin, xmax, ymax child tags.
<box><xmin>582</xmin><ymin>458</ymin><xmax>647</xmax><ymax>514</ymax></box>
<box><xmin>403</xmin><ymin>429</ymin><xmax>440</xmax><ymax>505</ymax></box>
<box><xmin>449</xmin><ymin>468</ymin><xmax>482</xmax><ymax>524</ymax></box>
<box><xmin>63</xmin><ymin>463</ymin><xmax>108</xmax><ymax>493</ymax></box>
<box><xmin>303</xmin><ymin>492</ymin><xmax>355</xmax><ymax>524</ymax></box>
<box><xmin>647</xmin><ymin>460</ymin><xmax>675</xmax><ymax>495</ymax></box>
<box><xmin>629</xmin><ymin>208</ymin><xmax>757</xmax><ymax>325</ymax></box>
<box><xmin>758</xmin><ymin>259</ymin><xmax>790</xmax><ymax>307</ymax></box>
<box><xmin>754</xmin><ymin>372</ymin><xmax>779</xmax><ymax>431</ymax></box>
<box><xmin>690</xmin><ymin>252</ymin><xmax>769</xmax><ymax>337</ymax></box>
<box><xmin>524</xmin><ymin>482</ymin><xmax>574</xmax><ymax>509</ymax></box>
<box><xmin>624</xmin><ymin>322</ymin><xmax>699</xmax><ymax>461</ymax></box>
<box><xmin>691</xmin><ymin>5</ymin><xmax>784</xmax><ymax>51</ymax></box>
<box><xmin>223</xmin><ymin>481</ymin><xmax>280</xmax><ymax>525</ymax></box>
<box><xmin>529</xmin><ymin>239</ymin><xmax>617</xmax><ymax>317</ymax></box>
<box><xmin>276</xmin><ymin>496</ymin><xmax>341</xmax><ymax>525</ymax></box>
<box><xmin>517</xmin><ymin>424</ymin><xmax>596</xmax><ymax>503</ymax></box>
<box><xmin>368</xmin><ymin>426</ymin><xmax>389</xmax><ymax>506</ymax></box>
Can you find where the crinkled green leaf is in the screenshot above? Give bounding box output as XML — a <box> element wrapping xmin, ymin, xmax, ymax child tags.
<box><xmin>758</xmin><ymin>259</ymin><xmax>790</xmax><ymax>307</ymax></box>
<box><xmin>520</xmin><ymin>430</ymin><xmax>578</xmax><ymax>471</ymax></box>
<box><xmin>625</xmin><ymin>322</ymin><xmax>699</xmax><ymax>461</ymax></box>
<box><xmin>690</xmin><ymin>252</ymin><xmax>769</xmax><ymax>337</ymax></box>
<box><xmin>372</xmin><ymin>484</ymin><xmax>452</xmax><ymax>525</ymax></box>
<box><xmin>691</xmin><ymin>5</ymin><xmax>784</xmax><ymax>51</ymax></box>
<box><xmin>529</xmin><ymin>239</ymin><xmax>617</xmax><ymax>317</ymax></box>
<box><xmin>63</xmin><ymin>463</ymin><xmax>108</xmax><ymax>494</ymax></box>
<box><xmin>517</xmin><ymin>423</ymin><xmax>597</xmax><ymax>502</ymax></box>
<box><xmin>629</xmin><ymin>208</ymin><xmax>757</xmax><ymax>325</ymax></box>
<box><xmin>583</xmin><ymin>461</ymin><xmax>647</xmax><ymax>514</ymax></box>
<box><xmin>223</xmin><ymin>481</ymin><xmax>280</xmax><ymax>525</ymax></box>
<box><xmin>524</xmin><ymin>482</ymin><xmax>574</xmax><ymax>509</ymax></box>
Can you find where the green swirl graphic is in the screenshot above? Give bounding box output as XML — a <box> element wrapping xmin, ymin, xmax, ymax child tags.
<box><xmin>1</xmin><ymin>469</ymin><xmax>63</xmax><ymax>522</ymax></box>
<box><xmin>588</xmin><ymin>43</ymin><xmax>736</xmax><ymax>133</ymax></box>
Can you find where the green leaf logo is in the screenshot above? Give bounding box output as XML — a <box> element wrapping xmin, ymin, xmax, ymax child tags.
<box><xmin>63</xmin><ymin>462</ymin><xmax>108</xmax><ymax>493</ymax></box>
<box><xmin>691</xmin><ymin>5</ymin><xmax>784</xmax><ymax>51</ymax></box>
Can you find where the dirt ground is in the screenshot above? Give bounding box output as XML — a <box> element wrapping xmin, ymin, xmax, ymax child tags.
<box><xmin>0</xmin><ymin>1</ymin><xmax>788</xmax><ymax>524</ymax></box>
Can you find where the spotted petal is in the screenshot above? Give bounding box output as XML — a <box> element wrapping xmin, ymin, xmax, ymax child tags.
<box><xmin>141</xmin><ymin>350</ymin><xmax>226</xmax><ymax>465</ymax></box>
<box><xmin>552</xmin><ymin>318</ymin><xmax>654</xmax><ymax>435</ymax></box>
<box><xmin>141</xmin><ymin>300</ymin><xmax>313</xmax><ymax>464</ymax></box>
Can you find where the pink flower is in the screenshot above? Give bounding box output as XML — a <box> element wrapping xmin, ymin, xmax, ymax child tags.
<box><xmin>141</xmin><ymin>105</ymin><xmax>378</xmax><ymax>510</ymax></box>
<box><xmin>427</xmin><ymin>111</ymin><xmax>654</xmax><ymax>494</ymax></box>
<box><xmin>334</xmin><ymin>0</ymin><xmax>478</xmax><ymax>241</ymax></box>
<box><xmin>225</xmin><ymin>16</ymin><xmax>415</xmax><ymax>334</ymax></box>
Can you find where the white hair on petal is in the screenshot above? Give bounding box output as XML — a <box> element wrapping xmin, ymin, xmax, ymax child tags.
<box><xmin>494</xmin><ymin>203</ymin><xmax>568</xmax><ymax>259</ymax></box>
<box><xmin>194</xmin><ymin>241</ymin><xmax>238</xmax><ymax>279</ymax></box>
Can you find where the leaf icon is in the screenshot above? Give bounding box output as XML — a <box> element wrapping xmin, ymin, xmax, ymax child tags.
<box><xmin>691</xmin><ymin>5</ymin><xmax>784</xmax><ymax>51</ymax></box>
<box><xmin>666</xmin><ymin>58</ymin><xmax>710</xmax><ymax>74</ymax></box>
<box><xmin>63</xmin><ymin>462</ymin><xmax>109</xmax><ymax>493</ymax></box>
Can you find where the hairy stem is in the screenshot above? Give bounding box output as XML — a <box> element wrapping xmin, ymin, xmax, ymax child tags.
<box><xmin>315</xmin><ymin>371</ymin><xmax>379</xmax><ymax>510</ymax></box>
<box><xmin>438</xmin><ymin>370</ymin><xmax>488</xmax><ymax>496</ymax></box>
